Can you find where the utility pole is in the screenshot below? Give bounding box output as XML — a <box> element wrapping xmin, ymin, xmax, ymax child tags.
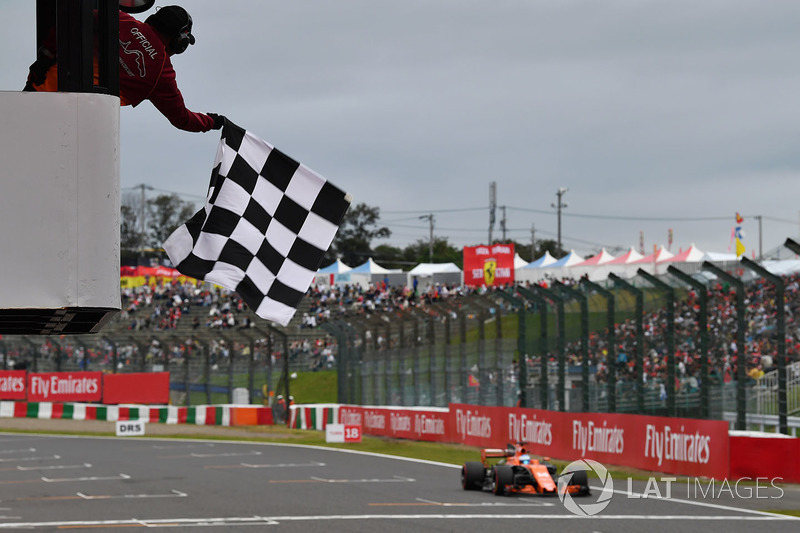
<box><xmin>488</xmin><ymin>181</ymin><xmax>496</xmax><ymax>245</ymax></box>
<box><xmin>551</xmin><ymin>187</ymin><xmax>568</xmax><ymax>256</ymax></box>
<box><xmin>501</xmin><ymin>205</ymin><xmax>507</xmax><ymax>241</ymax></box>
<box><xmin>530</xmin><ymin>224</ymin><xmax>536</xmax><ymax>260</ymax></box>
<box><xmin>419</xmin><ymin>213</ymin><xmax>435</xmax><ymax>262</ymax></box>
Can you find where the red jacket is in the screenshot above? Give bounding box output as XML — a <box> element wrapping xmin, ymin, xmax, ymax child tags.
<box><xmin>32</xmin><ymin>11</ymin><xmax>215</xmax><ymax>133</ymax></box>
<box><xmin>118</xmin><ymin>12</ymin><xmax>214</xmax><ymax>132</ymax></box>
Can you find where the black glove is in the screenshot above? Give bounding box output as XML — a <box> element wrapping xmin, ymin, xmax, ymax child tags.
<box><xmin>207</xmin><ymin>113</ymin><xmax>226</xmax><ymax>130</ymax></box>
<box><xmin>24</xmin><ymin>52</ymin><xmax>56</xmax><ymax>91</ymax></box>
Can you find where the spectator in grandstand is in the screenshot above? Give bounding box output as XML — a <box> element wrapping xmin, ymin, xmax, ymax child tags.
<box><xmin>23</xmin><ymin>5</ymin><xmax>226</xmax><ymax>133</ymax></box>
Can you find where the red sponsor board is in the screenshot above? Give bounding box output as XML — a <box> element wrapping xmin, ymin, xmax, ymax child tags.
<box><xmin>448</xmin><ymin>404</ymin><xmax>729</xmax><ymax>479</ymax></box>
<box><xmin>463</xmin><ymin>244</ymin><xmax>515</xmax><ymax>287</ymax></box>
<box><xmin>0</xmin><ymin>371</ymin><xmax>27</xmax><ymax>400</ymax></box>
<box><xmin>338</xmin><ymin>406</ymin><xmax>451</xmax><ymax>442</ymax></box>
<box><xmin>27</xmin><ymin>372</ymin><xmax>102</xmax><ymax>402</ymax></box>
<box><xmin>102</xmin><ymin>372</ymin><xmax>170</xmax><ymax>404</ymax></box>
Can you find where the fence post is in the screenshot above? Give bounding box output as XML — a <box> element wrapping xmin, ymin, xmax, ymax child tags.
<box><xmin>609</xmin><ymin>274</ymin><xmax>645</xmax><ymax>414</ymax></box>
<box><xmin>637</xmin><ymin>269</ymin><xmax>677</xmax><ymax>418</ymax></box>
<box><xmin>741</xmin><ymin>256</ymin><xmax>788</xmax><ymax>435</ymax></box>
<box><xmin>516</xmin><ymin>286</ymin><xmax>549</xmax><ymax>409</ymax></box>
<box><xmin>554</xmin><ymin>281</ymin><xmax>590</xmax><ymax>412</ymax></box>
<box><xmin>667</xmin><ymin>266</ymin><xmax>710</xmax><ymax>420</ymax></box>
<box><xmin>701</xmin><ymin>262</ymin><xmax>746</xmax><ymax>429</ymax></box>
<box><xmin>322</xmin><ymin>322</ymin><xmax>347</xmax><ymax>404</ymax></box>
<box><xmin>580</xmin><ymin>279</ymin><xmax>616</xmax><ymax>413</ymax></box>
<box><xmin>497</xmin><ymin>289</ymin><xmax>527</xmax><ymax>408</ymax></box>
<box><xmin>528</xmin><ymin>285</ymin><xmax>566</xmax><ymax>412</ymax></box>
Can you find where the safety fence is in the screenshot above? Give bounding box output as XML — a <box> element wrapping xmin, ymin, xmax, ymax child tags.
<box><xmin>1</xmin><ymin>258</ymin><xmax>799</xmax><ymax>435</ymax></box>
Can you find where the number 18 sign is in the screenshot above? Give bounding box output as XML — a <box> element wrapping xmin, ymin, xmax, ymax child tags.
<box><xmin>325</xmin><ymin>424</ymin><xmax>362</xmax><ymax>443</ymax></box>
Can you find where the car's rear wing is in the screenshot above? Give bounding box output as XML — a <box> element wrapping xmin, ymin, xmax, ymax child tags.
<box><xmin>481</xmin><ymin>448</ymin><xmax>512</xmax><ymax>462</ymax></box>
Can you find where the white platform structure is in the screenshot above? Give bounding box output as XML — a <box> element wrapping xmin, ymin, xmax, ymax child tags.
<box><xmin>0</xmin><ymin>92</ymin><xmax>120</xmax><ymax>334</ymax></box>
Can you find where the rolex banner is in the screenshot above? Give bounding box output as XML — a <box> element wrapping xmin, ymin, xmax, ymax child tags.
<box><xmin>463</xmin><ymin>244</ymin><xmax>515</xmax><ymax>287</ymax></box>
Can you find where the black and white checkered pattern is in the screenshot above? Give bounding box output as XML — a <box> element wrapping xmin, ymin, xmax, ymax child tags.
<box><xmin>164</xmin><ymin>121</ymin><xmax>351</xmax><ymax>326</ymax></box>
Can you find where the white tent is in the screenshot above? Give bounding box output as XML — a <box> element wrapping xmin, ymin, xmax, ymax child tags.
<box><xmin>514</xmin><ymin>253</ymin><xmax>529</xmax><ymax>269</ymax></box>
<box><xmin>702</xmin><ymin>251</ymin><xmax>739</xmax><ymax>262</ymax></box>
<box><xmin>408</xmin><ymin>262</ymin><xmax>461</xmax><ymax>275</ymax></box>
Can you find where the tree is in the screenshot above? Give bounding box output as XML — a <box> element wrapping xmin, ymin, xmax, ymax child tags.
<box><xmin>120</xmin><ymin>203</ymin><xmax>140</xmax><ymax>252</ymax></box>
<box><xmin>146</xmin><ymin>194</ymin><xmax>196</xmax><ymax>249</ymax></box>
<box><xmin>326</xmin><ymin>203</ymin><xmax>391</xmax><ymax>266</ymax></box>
<box><xmin>534</xmin><ymin>239</ymin><xmax>561</xmax><ymax>259</ymax></box>
<box><xmin>403</xmin><ymin>237</ymin><xmax>462</xmax><ymax>268</ymax></box>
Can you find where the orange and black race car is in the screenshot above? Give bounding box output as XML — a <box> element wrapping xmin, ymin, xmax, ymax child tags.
<box><xmin>461</xmin><ymin>442</ymin><xmax>591</xmax><ymax>496</ymax></box>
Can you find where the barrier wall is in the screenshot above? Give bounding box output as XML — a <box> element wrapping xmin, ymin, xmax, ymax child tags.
<box><xmin>0</xmin><ymin>401</ymin><xmax>272</xmax><ymax>427</ymax></box>
<box><xmin>0</xmin><ymin>371</ymin><xmax>169</xmax><ymax>404</ymax></box>
<box><xmin>293</xmin><ymin>403</ymin><xmax>799</xmax><ymax>481</ymax></box>
<box><xmin>730</xmin><ymin>433</ymin><xmax>800</xmax><ymax>483</ymax></box>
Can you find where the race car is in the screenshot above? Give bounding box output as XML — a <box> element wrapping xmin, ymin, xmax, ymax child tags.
<box><xmin>461</xmin><ymin>442</ymin><xmax>591</xmax><ymax>496</ymax></box>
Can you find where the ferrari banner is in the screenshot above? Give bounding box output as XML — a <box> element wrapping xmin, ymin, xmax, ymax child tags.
<box><xmin>463</xmin><ymin>244</ymin><xmax>515</xmax><ymax>287</ymax></box>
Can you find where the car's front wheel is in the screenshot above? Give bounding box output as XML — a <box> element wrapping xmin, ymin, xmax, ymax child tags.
<box><xmin>461</xmin><ymin>462</ymin><xmax>485</xmax><ymax>491</ymax></box>
<box><xmin>493</xmin><ymin>465</ymin><xmax>513</xmax><ymax>496</ymax></box>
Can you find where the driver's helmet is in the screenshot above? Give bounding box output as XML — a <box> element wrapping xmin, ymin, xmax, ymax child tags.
<box><xmin>519</xmin><ymin>454</ymin><xmax>531</xmax><ymax>464</ymax></box>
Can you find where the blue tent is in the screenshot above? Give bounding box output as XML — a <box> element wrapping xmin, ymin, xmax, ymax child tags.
<box><xmin>317</xmin><ymin>259</ymin><xmax>352</xmax><ymax>274</ymax></box>
<box><xmin>521</xmin><ymin>251</ymin><xmax>557</xmax><ymax>269</ymax></box>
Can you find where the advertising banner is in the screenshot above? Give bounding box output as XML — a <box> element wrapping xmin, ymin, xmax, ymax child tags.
<box><xmin>0</xmin><ymin>371</ymin><xmax>27</xmax><ymax>400</ymax></box>
<box><xmin>102</xmin><ymin>372</ymin><xmax>170</xmax><ymax>404</ymax></box>
<box><xmin>339</xmin><ymin>405</ymin><xmax>451</xmax><ymax>442</ymax></box>
<box><xmin>448</xmin><ymin>404</ymin><xmax>729</xmax><ymax>479</ymax></box>
<box><xmin>463</xmin><ymin>244</ymin><xmax>515</xmax><ymax>287</ymax></box>
<box><xmin>27</xmin><ymin>372</ymin><xmax>102</xmax><ymax>402</ymax></box>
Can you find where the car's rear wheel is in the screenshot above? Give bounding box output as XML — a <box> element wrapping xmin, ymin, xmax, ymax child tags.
<box><xmin>461</xmin><ymin>462</ymin><xmax>485</xmax><ymax>491</ymax></box>
<box><xmin>493</xmin><ymin>465</ymin><xmax>513</xmax><ymax>496</ymax></box>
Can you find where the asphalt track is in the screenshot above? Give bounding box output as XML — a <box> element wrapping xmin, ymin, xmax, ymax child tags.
<box><xmin>0</xmin><ymin>433</ymin><xmax>798</xmax><ymax>532</ymax></box>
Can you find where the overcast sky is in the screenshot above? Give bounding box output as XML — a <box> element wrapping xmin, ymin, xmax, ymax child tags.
<box><xmin>5</xmin><ymin>1</ymin><xmax>800</xmax><ymax>261</ymax></box>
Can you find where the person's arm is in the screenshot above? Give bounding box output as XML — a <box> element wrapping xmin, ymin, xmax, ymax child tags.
<box><xmin>147</xmin><ymin>60</ymin><xmax>216</xmax><ymax>132</ymax></box>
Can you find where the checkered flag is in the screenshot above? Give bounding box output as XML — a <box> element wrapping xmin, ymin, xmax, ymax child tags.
<box><xmin>164</xmin><ymin>120</ymin><xmax>351</xmax><ymax>326</ymax></box>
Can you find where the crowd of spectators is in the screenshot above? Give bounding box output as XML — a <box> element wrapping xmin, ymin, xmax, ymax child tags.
<box><xmin>4</xmin><ymin>272</ymin><xmax>800</xmax><ymax>399</ymax></box>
